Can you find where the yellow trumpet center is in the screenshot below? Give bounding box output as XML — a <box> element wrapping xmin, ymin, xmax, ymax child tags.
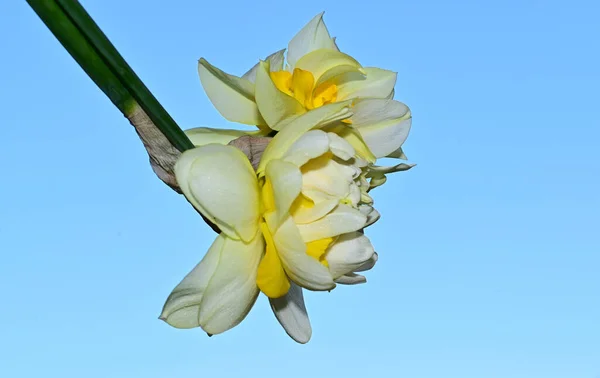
<box><xmin>270</xmin><ymin>68</ymin><xmax>338</xmax><ymax>110</ymax></box>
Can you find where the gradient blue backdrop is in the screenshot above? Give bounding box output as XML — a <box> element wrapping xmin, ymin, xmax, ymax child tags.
<box><xmin>1</xmin><ymin>1</ymin><xmax>598</xmax><ymax>377</ymax></box>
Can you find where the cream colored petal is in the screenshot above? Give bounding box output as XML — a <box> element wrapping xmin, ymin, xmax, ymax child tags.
<box><xmin>255</xmin><ymin>61</ymin><xmax>306</xmax><ymax>129</ymax></box>
<box><xmin>326</xmin><ymin>232</ymin><xmax>375</xmax><ymax>279</ymax></box>
<box><xmin>258</xmin><ymin>101</ymin><xmax>354</xmax><ymax>174</ymax></box>
<box><xmin>198</xmin><ymin>58</ymin><xmax>264</xmax><ymax>125</ymax></box>
<box><xmin>301</xmin><ymin>157</ymin><xmax>356</xmax><ymax>199</ymax></box>
<box><xmin>301</xmin><ymin>189</ymin><xmax>337</xmax><ymax>204</ymax></box>
<box><xmin>287</xmin><ymin>12</ymin><xmax>337</xmax><ymax>69</ymax></box>
<box><xmin>197</xmin><ymin>231</ymin><xmax>263</xmax><ymax>335</ymax></box>
<box><xmin>184</xmin><ymin>127</ymin><xmax>261</xmax><ymax>147</ymax></box>
<box><xmin>351</xmin><ymin>98</ymin><xmax>412</xmax><ymax>158</ymax></box>
<box><xmin>266</xmin><ymin>159</ymin><xmax>302</xmax><ymax>227</ymax></box>
<box><xmin>327</xmin><ymin>132</ymin><xmax>355</xmax><ymax>160</ymax></box>
<box><xmin>159</xmin><ymin>234</ymin><xmax>224</xmax><ymax>329</ymax></box>
<box><xmin>335</xmin><ymin>273</ymin><xmax>367</xmax><ymax>285</ymax></box>
<box><xmin>294</xmin><ymin>49</ymin><xmax>364</xmax><ymax>87</ymax></box>
<box><xmin>292</xmin><ymin>198</ymin><xmax>339</xmax><ymax>225</ymax></box>
<box><xmin>282</xmin><ymin>129</ymin><xmax>330</xmax><ymax>167</ymax></box>
<box><xmin>268</xmin><ymin>213</ymin><xmax>335</xmax><ymax>291</ymax></box>
<box><xmin>335</xmin><ymin>67</ymin><xmax>397</xmax><ymax>100</ymax></box>
<box><xmin>323</xmin><ymin>123</ymin><xmax>376</xmax><ymax>163</ymax></box>
<box><xmin>269</xmin><ymin>282</ymin><xmax>312</xmax><ymax>344</ymax></box>
<box><xmin>175</xmin><ymin>145</ymin><xmax>260</xmax><ymax>242</ymax></box>
<box><xmin>242</xmin><ymin>49</ymin><xmax>286</xmax><ymax>83</ymax></box>
<box><xmin>297</xmin><ymin>204</ymin><xmax>367</xmax><ymax>243</ymax></box>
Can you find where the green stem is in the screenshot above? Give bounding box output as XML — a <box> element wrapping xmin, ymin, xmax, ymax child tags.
<box><xmin>26</xmin><ymin>0</ymin><xmax>194</xmax><ymax>152</ymax></box>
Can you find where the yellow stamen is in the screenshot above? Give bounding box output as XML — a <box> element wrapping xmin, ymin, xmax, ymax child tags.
<box><xmin>269</xmin><ymin>69</ymin><xmax>339</xmax><ymax>110</ymax></box>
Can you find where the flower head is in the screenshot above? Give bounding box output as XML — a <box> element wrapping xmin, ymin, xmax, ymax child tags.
<box><xmin>161</xmin><ymin>12</ymin><xmax>415</xmax><ymax>343</ymax></box>
<box><xmin>161</xmin><ymin>103</ymin><xmax>380</xmax><ymax>343</ymax></box>
<box><xmin>196</xmin><ymin>12</ymin><xmax>413</xmax><ymax>179</ymax></box>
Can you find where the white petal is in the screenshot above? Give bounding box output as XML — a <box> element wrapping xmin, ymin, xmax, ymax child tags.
<box><xmin>359</xmin><ymin>205</ymin><xmax>381</xmax><ymax>227</ymax></box>
<box><xmin>255</xmin><ymin>61</ymin><xmax>306</xmax><ymax>129</ymax></box>
<box><xmin>268</xmin><ymin>214</ymin><xmax>335</xmax><ymax>291</ymax></box>
<box><xmin>326</xmin><ymin>232</ymin><xmax>375</xmax><ymax>279</ymax></box>
<box><xmin>335</xmin><ymin>67</ymin><xmax>397</xmax><ymax>100</ymax></box>
<box><xmin>347</xmin><ymin>183</ymin><xmax>361</xmax><ymax>206</ymax></box>
<box><xmin>294</xmin><ymin>49</ymin><xmax>364</xmax><ymax>87</ymax></box>
<box><xmin>184</xmin><ymin>127</ymin><xmax>258</xmax><ymax>147</ymax></box>
<box><xmin>351</xmin><ymin>99</ymin><xmax>412</xmax><ymax>158</ymax></box>
<box><xmin>387</xmin><ymin>146</ymin><xmax>408</xmax><ymax>160</ymax></box>
<box><xmin>327</xmin><ymin>132</ymin><xmax>355</xmax><ymax>160</ymax></box>
<box><xmin>287</xmin><ymin>12</ymin><xmax>337</xmax><ymax>69</ymax></box>
<box><xmin>175</xmin><ymin>144</ymin><xmax>260</xmax><ymax>242</ymax></box>
<box><xmin>242</xmin><ymin>49</ymin><xmax>286</xmax><ymax>83</ymax></box>
<box><xmin>368</xmin><ymin>162</ymin><xmax>416</xmax><ymax>175</ymax></box>
<box><xmin>197</xmin><ymin>232</ymin><xmax>263</xmax><ymax>335</ymax></box>
<box><xmin>297</xmin><ymin>204</ymin><xmax>367</xmax><ymax>243</ymax></box>
<box><xmin>331</xmin><ymin>36</ymin><xmax>340</xmax><ymax>52</ymax></box>
<box><xmin>198</xmin><ymin>58</ymin><xmax>263</xmax><ymax>125</ymax></box>
<box><xmin>355</xmin><ymin>252</ymin><xmax>378</xmax><ymax>272</ymax></box>
<box><xmin>258</xmin><ymin>101</ymin><xmax>354</xmax><ymax>174</ymax></box>
<box><xmin>269</xmin><ymin>282</ymin><xmax>312</xmax><ymax>344</ymax></box>
<box><xmin>335</xmin><ymin>273</ymin><xmax>367</xmax><ymax>285</ymax></box>
<box><xmin>159</xmin><ymin>235</ymin><xmax>224</xmax><ymax>329</ymax></box>
<box><xmin>369</xmin><ymin>175</ymin><xmax>387</xmax><ymax>190</ymax></box>
<box><xmin>283</xmin><ymin>130</ymin><xmax>330</xmax><ymax>167</ymax></box>
<box><xmin>266</xmin><ymin>159</ymin><xmax>302</xmax><ymax>227</ymax></box>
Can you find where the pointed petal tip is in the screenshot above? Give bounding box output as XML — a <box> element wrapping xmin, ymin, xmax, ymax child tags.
<box><xmin>292</xmin><ymin>334</ymin><xmax>311</xmax><ymax>344</ymax></box>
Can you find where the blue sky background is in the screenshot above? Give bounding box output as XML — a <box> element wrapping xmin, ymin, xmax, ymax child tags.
<box><xmin>1</xmin><ymin>1</ymin><xmax>599</xmax><ymax>377</ymax></box>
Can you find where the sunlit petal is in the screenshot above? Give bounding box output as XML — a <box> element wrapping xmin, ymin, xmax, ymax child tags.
<box><xmin>258</xmin><ymin>101</ymin><xmax>354</xmax><ymax>174</ymax></box>
<box><xmin>159</xmin><ymin>235</ymin><xmax>224</xmax><ymax>329</ymax></box>
<box><xmin>297</xmin><ymin>204</ymin><xmax>366</xmax><ymax>243</ymax></box>
<box><xmin>242</xmin><ymin>49</ymin><xmax>286</xmax><ymax>83</ymax></box>
<box><xmin>335</xmin><ymin>67</ymin><xmax>397</xmax><ymax>100</ymax></box>
<box><xmin>287</xmin><ymin>12</ymin><xmax>337</xmax><ymax>69</ymax></box>
<box><xmin>198</xmin><ymin>232</ymin><xmax>264</xmax><ymax>335</ymax></box>
<box><xmin>198</xmin><ymin>58</ymin><xmax>264</xmax><ymax>125</ymax></box>
<box><xmin>294</xmin><ymin>49</ymin><xmax>364</xmax><ymax>87</ymax></box>
<box><xmin>326</xmin><ymin>232</ymin><xmax>375</xmax><ymax>279</ymax></box>
<box><xmin>269</xmin><ymin>214</ymin><xmax>335</xmax><ymax>291</ymax></box>
<box><xmin>351</xmin><ymin>98</ymin><xmax>412</xmax><ymax>158</ymax></box>
<box><xmin>175</xmin><ymin>144</ymin><xmax>260</xmax><ymax>242</ymax></box>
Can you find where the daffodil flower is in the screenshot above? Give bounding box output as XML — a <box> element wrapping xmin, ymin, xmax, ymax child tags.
<box><xmin>195</xmin><ymin>12</ymin><xmax>413</xmax><ymax>182</ymax></box>
<box><xmin>160</xmin><ymin>102</ymin><xmax>381</xmax><ymax>343</ymax></box>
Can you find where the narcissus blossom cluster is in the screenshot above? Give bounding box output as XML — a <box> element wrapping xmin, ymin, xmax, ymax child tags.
<box><xmin>160</xmin><ymin>12</ymin><xmax>414</xmax><ymax>343</ymax></box>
